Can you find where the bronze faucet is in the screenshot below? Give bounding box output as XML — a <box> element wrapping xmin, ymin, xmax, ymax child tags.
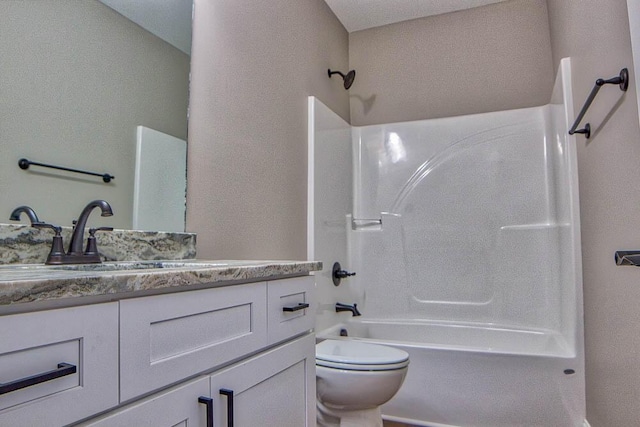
<box><xmin>9</xmin><ymin>200</ymin><xmax>113</xmax><ymax>265</ymax></box>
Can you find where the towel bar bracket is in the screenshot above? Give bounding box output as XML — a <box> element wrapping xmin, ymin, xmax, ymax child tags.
<box><xmin>597</xmin><ymin>67</ymin><xmax>629</xmax><ymax>91</ymax></box>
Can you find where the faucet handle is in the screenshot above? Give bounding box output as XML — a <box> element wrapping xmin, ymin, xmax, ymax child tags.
<box><xmin>32</xmin><ymin>223</ymin><xmax>65</xmax><ymax>264</ymax></box>
<box><xmin>32</xmin><ymin>222</ymin><xmax>62</xmax><ymax>235</ymax></box>
<box><xmin>89</xmin><ymin>227</ymin><xmax>114</xmax><ymax>236</ymax></box>
<box><xmin>85</xmin><ymin>227</ymin><xmax>113</xmax><ymax>255</ymax></box>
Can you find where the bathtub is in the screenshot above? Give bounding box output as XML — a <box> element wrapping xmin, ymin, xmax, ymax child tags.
<box><xmin>310</xmin><ymin>59</ymin><xmax>584</xmax><ymax>426</ymax></box>
<box><xmin>318</xmin><ymin>320</ymin><xmax>585</xmax><ymax>427</ymax></box>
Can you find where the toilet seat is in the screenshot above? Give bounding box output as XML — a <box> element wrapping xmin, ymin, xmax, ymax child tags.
<box><xmin>316</xmin><ymin>339</ymin><xmax>409</xmax><ymax>371</ymax></box>
<box><xmin>316</xmin><ymin>359</ymin><xmax>409</xmax><ymax>371</ymax></box>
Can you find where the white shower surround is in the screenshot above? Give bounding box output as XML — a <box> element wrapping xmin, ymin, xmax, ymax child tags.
<box><xmin>310</xmin><ymin>57</ymin><xmax>584</xmax><ymax>426</ymax></box>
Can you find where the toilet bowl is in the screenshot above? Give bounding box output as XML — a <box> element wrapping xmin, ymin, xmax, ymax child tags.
<box><xmin>316</xmin><ymin>339</ymin><xmax>409</xmax><ymax>427</ymax></box>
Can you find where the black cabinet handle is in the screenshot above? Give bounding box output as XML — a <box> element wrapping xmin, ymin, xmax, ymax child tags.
<box><xmin>198</xmin><ymin>396</ymin><xmax>214</xmax><ymax>427</ymax></box>
<box><xmin>219</xmin><ymin>388</ymin><xmax>234</xmax><ymax>427</ymax></box>
<box><xmin>282</xmin><ymin>303</ymin><xmax>310</xmax><ymax>312</ymax></box>
<box><xmin>0</xmin><ymin>362</ymin><xmax>76</xmax><ymax>395</ymax></box>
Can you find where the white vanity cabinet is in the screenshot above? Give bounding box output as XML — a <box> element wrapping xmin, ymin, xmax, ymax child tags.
<box><xmin>0</xmin><ymin>274</ymin><xmax>316</xmax><ymax>427</ymax></box>
<box><xmin>79</xmin><ymin>275</ymin><xmax>316</xmax><ymax>427</ymax></box>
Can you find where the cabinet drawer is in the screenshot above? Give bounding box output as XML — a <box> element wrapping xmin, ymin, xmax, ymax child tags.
<box><xmin>267</xmin><ymin>277</ymin><xmax>316</xmax><ymax>344</ymax></box>
<box><xmin>120</xmin><ymin>282</ymin><xmax>267</xmax><ymax>402</ymax></box>
<box><xmin>0</xmin><ymin>303</ymin><xmax>119</xmax><ymax>427</ymax></box>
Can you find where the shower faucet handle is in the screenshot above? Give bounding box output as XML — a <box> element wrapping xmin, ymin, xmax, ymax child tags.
<box><xmin>332</xmin><ymin>262</ymin><xmax>356</xmax><ymax>286</ymax></box>
<box><xmin>335</xmin><ymin>270</ymin><xmax>356</xmax><ymax>279</ymax></box>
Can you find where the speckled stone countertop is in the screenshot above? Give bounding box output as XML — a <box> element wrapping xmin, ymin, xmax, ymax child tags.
<box><xmin>0</xmin><ymin>260</ymin><xmax>322</xmax><ymax>311</ymax></box>
<box><xmin>0</xmin><ymin>224</ymin><xmax>196</xmax><ymax>264</ymax></box>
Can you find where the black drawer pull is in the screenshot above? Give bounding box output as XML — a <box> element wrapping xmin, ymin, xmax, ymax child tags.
<box><xmin>220</xmin><ymin>388</ymin><xmax>234</xmax><ymax>427</ymax></box>
<box><xmin>282</xmin><ymin>303</ymin><xmax>310</xmax><ymax>312</ymax></box>
<box><xmin>0</xmin><ymin>362</ymin><xmax>76</xmax><ymax>395</ymax></box>
<box><xmin>198</xmin><ymin>396</ymin><xmax>214</xmax><ymax>427</ymax></box>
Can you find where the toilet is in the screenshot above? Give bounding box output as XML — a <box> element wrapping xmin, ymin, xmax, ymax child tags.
<box><xmin>315</xmin><ymin>339</ymin><xmax>409</xmax><ymax>427</ymax></box>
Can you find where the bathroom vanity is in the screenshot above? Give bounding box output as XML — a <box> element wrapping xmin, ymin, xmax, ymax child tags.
<box><xmin>0</xmin><ymin>260</ymin><xmax>320</xmax><ymax>426</ymax></box>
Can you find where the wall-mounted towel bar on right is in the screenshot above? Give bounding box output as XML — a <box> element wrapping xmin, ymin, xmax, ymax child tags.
<box><xmin>569</xmin><ymin>68</ymin><xmax>629</xmax><ymax>139</ymax></box>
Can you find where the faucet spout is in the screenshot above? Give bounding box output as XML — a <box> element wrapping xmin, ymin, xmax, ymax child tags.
<box><xmin>68</xmin><ymin>200</ymin><xmax>113</xmax><ymax>255</ymax></box>
<box><xmin>335</xmin><ymin>302</ymin><xmax>361</xmax><ymax>317</ymax></box>
<box><xmin>9</xmin><ymin>206</ymin><xmax>42</xmax><ymax>225</ymax></box>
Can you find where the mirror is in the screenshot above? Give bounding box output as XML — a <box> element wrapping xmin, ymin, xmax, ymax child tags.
<box><xmin>0</xmin><ymin>0</ymin><xmax>191</xmax><ymax>231</ymax></box>
<box><xmin>627</xmin><ymin>0</ymin><xmax>640</xmax><ymax>131</ymax></box>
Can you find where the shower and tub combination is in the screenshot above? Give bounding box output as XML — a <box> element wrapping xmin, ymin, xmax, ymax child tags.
<box><xmin>309</xmin><ymin>58</ymin><xmax>585</xmax><ymax>426</ymax></box>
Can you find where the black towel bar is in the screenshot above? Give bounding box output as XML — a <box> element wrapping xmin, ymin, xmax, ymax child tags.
<box><xmin>18</xmin><ymin>158</ymin><xmax>114</xmax><ymax>183</ymax></box>
<box><xmin>568</xmin><ymin>68</ymin><xmax>629</xmax><ymax>139</ymax></box>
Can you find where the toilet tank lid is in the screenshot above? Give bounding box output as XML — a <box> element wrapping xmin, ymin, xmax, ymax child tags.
<box><xmin>316</xmin><ymin>339</ymin><xmax>409</xmax><ymax>365</ymax></box>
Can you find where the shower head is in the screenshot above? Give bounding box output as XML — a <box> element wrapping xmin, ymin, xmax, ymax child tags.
<box><xmin>328</xmin><ymin>69</ymin><xmax>356</xmax><ymax>90</ymax></box>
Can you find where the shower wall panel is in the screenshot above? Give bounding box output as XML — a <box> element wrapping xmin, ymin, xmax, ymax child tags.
<box><xmin>350</xmin><ymin>59</ymin><xmax>581</xmax><ymax>353</ymax></box>
<box><xmin>307</xmin><ymin>97</ymin><xmax>354</xmax><ymax>332</ymax></box>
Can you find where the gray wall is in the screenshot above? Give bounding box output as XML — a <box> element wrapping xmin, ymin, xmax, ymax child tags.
<box><xmin>188</xmin><ymin>1</ymin><xmax>640</xmax><ymax>422</ymax></box>
<box><xmin>348</xmin><ymin>0</ymin><xmax>554</xmax><ymax>126</ymax></box>
<box><xmin>546</xmin><ymin>1</ymin><xmax>640</xmax><ymax>425</ymax></box>
<box><xmin>0</xmin><ymin>1</ymin><xmax>189</xmax><ymax>230</ymax></box>
<box><xmin>187</xmin><ymin>0</ymin><xmax>349</xmax><ymax>260</ymax></box>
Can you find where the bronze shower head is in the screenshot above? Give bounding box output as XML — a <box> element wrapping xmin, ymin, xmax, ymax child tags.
<box><xmin>328</xmin><ymin>69</ymin><xmax>356</xmax><ymax>90</ymax></box>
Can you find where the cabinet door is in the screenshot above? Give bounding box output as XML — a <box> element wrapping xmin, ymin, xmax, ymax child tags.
<box><xmin>78</xmin><ymin>377</ymin><xmax>210</xmax><ymax>427</ymax></box>
<box><xmin>209</xmin><ymin>333</ymin><xmax>316</xmax><ymax>427</ymax></box>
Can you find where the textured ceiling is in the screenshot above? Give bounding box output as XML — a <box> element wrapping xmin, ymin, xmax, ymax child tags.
<box><xmin>323</xmin><ymin>0</ymin><xmax>511</xmax><ymax>32</ymax></box>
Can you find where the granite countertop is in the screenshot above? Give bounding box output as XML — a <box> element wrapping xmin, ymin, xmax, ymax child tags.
<box><xmin>0</xmin><ymin>260</ymin><xmax>322</xmax><ymax>311</ymax></box>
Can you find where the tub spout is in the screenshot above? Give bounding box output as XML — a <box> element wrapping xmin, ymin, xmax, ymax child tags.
<box><xmin>336</xmin><ymin>302</ymin><xmax>361</xmax><ymax>317</ymax></box>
